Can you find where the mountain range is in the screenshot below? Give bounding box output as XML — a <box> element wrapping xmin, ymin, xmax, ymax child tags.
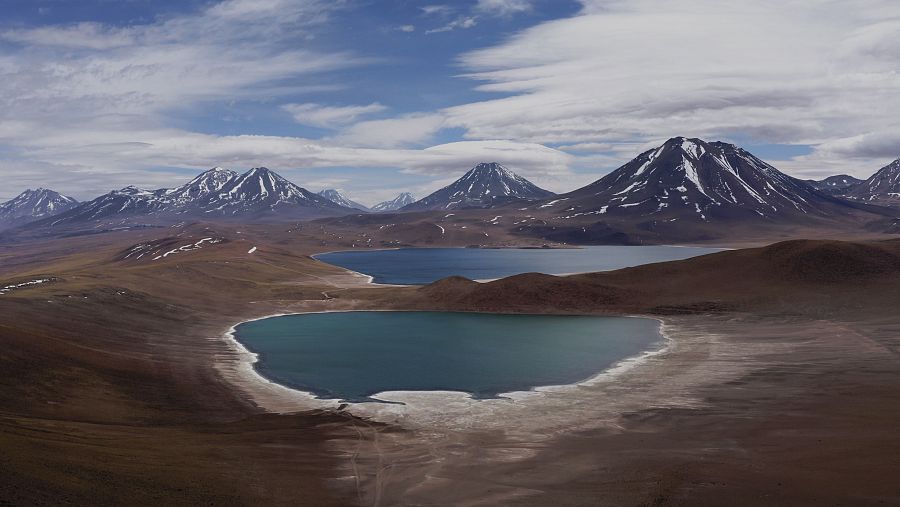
<box><xmin>4</xmin><ymin>140</ymin><xmax>898</xmax><ymax>241</ymax></box>
<box><xmin>29</xmin><ymin>167</ymin><xmax>350</xmax><ymax>230</ymax></box>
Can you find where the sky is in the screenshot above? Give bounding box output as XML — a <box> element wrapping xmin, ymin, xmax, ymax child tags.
<box><xmin>1</xmin><ymin>0</ymin><xmax>899</xmax><ymax>205</ymax></box>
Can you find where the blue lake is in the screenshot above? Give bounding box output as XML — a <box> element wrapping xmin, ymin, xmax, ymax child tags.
<box><xmin>314</xmin><ymin>246</ymin><xmax>722</xmax><ymax>285</ymax></box>
<box><xmin>234</xmin><ymin>311</ymin><xmax>662</xmax><ymax>402</ymax></box>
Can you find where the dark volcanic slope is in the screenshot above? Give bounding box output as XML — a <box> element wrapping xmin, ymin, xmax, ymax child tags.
<box><xmin>0</xmin><ymin>188</ymin><xmax>78</xmax><ymax>229</ymax></box>
<box><xmin>410</xmin><ymin>238</ymin><xmax>900</xmax><ymax>315</ymax></box>
<box><xmin>403</xmin><ymin>162</ymin><xmax>555</xmax><ymax>211</ymax></box>
<box><xmin>850</xmin><ymin>157</ymin><xmax>900</xmax><ymax>203</ymax></box>
<box><xmin>807</xmin><ymin>174</ymin><xmax>863</xmax><ymax>195</ymax></box>
<box><xmin>539</xmin><ymin>137</ymin><xmax>865</xmax><ymax>223</ymax></box>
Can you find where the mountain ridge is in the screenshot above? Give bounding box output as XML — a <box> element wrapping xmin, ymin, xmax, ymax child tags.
<box><xmin>28</xmin><ymin>167</ymin><xmax>352</xmax><ymax>229</ymax></box>
<box><xmin>849</xmin><ymin>158</ymin><xmax>900</xmax><ymax>203</ymax></box>
<box><xmin>807</xmin><ymin>174</ymin><xmax>863</xmax><ymax>195</ymax></box>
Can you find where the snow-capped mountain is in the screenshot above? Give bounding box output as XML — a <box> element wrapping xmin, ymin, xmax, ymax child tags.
<box><xmin>849</xmin><ymin>158</ymin><xmax>900</xmax><ymax>203</ymax></box>
<box><xmin>371</xmin><ymin>192</ymin><xmax>415</xmax><ymax>212</ymax></box>
<box><xmin>38</xmin><ymin>167</ymin><xmax>352</xmax><ymax>227</ymax></box>
<box><xmin>206</xmin><ymin>167</ymin><xmax>343</xmax><ymax>216</ymax></box>
<box><xmin>402</xmin><ymin>162</ymin><xmax>555</xmax><ymax>211</ymax></box>
<box><xmin>543</xmin><ymin>137</ymin><xmax>862</xmax><ymax>222</ymax></box>
<box><xmin>0</xmin><ymin>188</ymin><xmax>78</xmax><ymax>229</ymax></box>
<box><xmin>318</xmin><ymin>189</ymin><xmax>369</xmax><ymax>211</ymax></box>
<box><xmin>165</xmin><ymin>167</ymin><xmax>238</xmax><ymax>204</ymax></box>
<box><xmin>807</xmin><ymin>174</ymin><xmax>863</xmax><ymax>195</ymax></box>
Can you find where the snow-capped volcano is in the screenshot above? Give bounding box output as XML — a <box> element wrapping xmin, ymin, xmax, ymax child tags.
<box><xmin>546</xmin><ymin>137</ymin><xmax>858</xmax><ymax>222</ymax></box>
<box><xmin>807</xmin><ymin>174</ymin><xmax>863</xmax><ymax>195</ymax></box>
<box><xmin>318</xmin><ymin>189</ymin><xmax>369</xmax><ymax>211</ymax></box>
<box><xmin>403</xmin><ymin>162</ymin><xmax>555</xmax><ymax>211</ymax></box>
<box><xmin>208</xmin><ymin>167</ymin><xmax>342</xmax><ymax>216</ymax></box>
<box><xmin>371</xmin><ymin>192</ymin><xmax>415</xmax><ymax>212</ymax></box>
<box><xmin>849</xmin><ymin>158</ymin><xmax>900</xmax><ymax>203</ymax></box>
<box><xmin>0</xmin><ymin>188</ymin><xmax>78</xmax><ymax>229</ymax></box>
<box><xmin>166</xmin><ymin>167</ymin><xmax>238</xmax><ymax>203</ymax></box>
<box><xmin>36</xmin><ymin>167</ymin><xmax>352</xmax><ymax>227</ymax></box>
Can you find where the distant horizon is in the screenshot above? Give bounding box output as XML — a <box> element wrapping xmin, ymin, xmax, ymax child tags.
<box><xmin>2</xmin><ymin>137</ymin><xmax>893</xmax><ymax>208</ymax></box>
<box><xmin>1</xmin><ymin>0</ymin><xmax>899</xmax><ymax>203</ymax></box>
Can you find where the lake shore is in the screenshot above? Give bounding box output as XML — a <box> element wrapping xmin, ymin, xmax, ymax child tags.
<box><xmin>217</xmin><ymin>310</ymin><xmax>672</xmax><ymax>430</ymax></box>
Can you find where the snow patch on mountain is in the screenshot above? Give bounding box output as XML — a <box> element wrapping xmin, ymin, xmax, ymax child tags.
<box><xmin>371</xmin><ymin>192</ymin><xmax>416</xmax><ymax>212</ymax></box>
<box><xmin>849</xmin><ymin>158</ymin><xmax>900</xmax><ymax>202</ymax></box>
<box><xmin>318</xmin><ymin>189</ymin><xmax>369</xmax><ymax>211</ymax></box>
<box><xmin>403</xmin><ymin>162</ymin><xmax>555</xmax><ymax>211</ymax></box>
<box><xmin>548</xmin><ymin>137</ymin><xmax>856</xmax><ymax>223</ymax></box>
<box><xmin>0</xmin><ymin>188</ymin><xmax>78</xmax><ymax>228</ymax></box>
<box><xmin>39</xmin><ymin>167</ymin><xmax>353</xmax><ymax>227</ymax></box>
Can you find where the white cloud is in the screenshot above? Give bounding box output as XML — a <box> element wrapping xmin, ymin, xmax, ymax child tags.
<box><xmin>1</xmin><ymin>22</ymin><xmax>135</xmax><ymax>50</ymax></box>
<box><xmin>6</xmin><ymin>0</ymin><xmax>900</xmax><ymax>198</ymax></box>
<box><xmin>475</xmin><ymin>0</ymin><xmax>534</xmax><ymax>16</ymax></box>
<box><xmin>333</xmin><ymin>114</ymin><xmax>447</xmax><ymax>148</ymax></box>
<box><xmin>0</xmin><ymin>0</ymin><xmax>358</xmax><ymax>125</ymax></box>
<box><xmin>1</xmin><ymin>117</ymin><xmax>575</xmax><ymax>199</ymax></box>
<box><xmin>399</xmin><ymin>24</ymin><xmax>416</xmax><ymax>32</ymax></box>
<box><xmin>814</xmin><ymin>129</ymin><xmax>900</xmax><ymax>160</ymax></box>
<box><xmin>426</xmin><ymin>17</ymin><xmax>478</xmax><ymax>34</ymax></box>
<box><xmin>442</xmin><ymin>0</ymin><xmax>900</xmax><ymax>177</ymax></box>
<box><xmin>283</xmin><ymin>102</ymin><xmax>387</xmax><ymax>128</ymax></box>
<box><xmin>421</xmin><ymin>5</ymin><xmax>454</xmax><ymax>16</ymax></box>
<box><xmin>0</xmin><ymin>0</ymin><xmax>580</xmax><ymax>200</ymax></box>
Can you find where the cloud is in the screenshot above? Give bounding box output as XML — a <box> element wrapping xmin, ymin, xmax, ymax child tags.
<box><xmin>1</xmin><ymin>22</ymin><xmax>135</xmax><ymax>49</ymax></box>
<box><xmin>556</xmin><ymin>142</ymin><xmax>615</xmax><ymax>153</ymax></box>
<box><xmin>441</xmin><ymin>0</ymin><xmax>900</xmax><ymax>175</ymax></box>
<box><xmin>420</xmin><ymin>5</ymin><xmax>454</xmax><ymax>17</ymax></box>
<box><xmin>0</xmin><ymin>0</ymin><xmax>581</xmax><ymax>199</ymax></box>
<box><xmin>0</xmin><ymin>0</ymin><xmax>359</xmax><ymax>124</ymax></box>
<box><xmin>422</xmin><ymin>0</ymin><xmax>532</xmax><ymax>35</ymax></box>
<box><xmin>475</xmin><ymin>0</ymin><xmax>534</xmax><ymax>16</ymax></box>
<box><xmin>333</xmin><ymin>114</ymin><xmax>447</xmax><ymax>148</ymax></box>
<box><xmin>426</xmin><ymin>16</ymin><xmax>478</xmax><ymax>34</ymax></box>
<box><xmin>0</xmin><ymin>0</ymin><xmax>366</xmax><ymax>195</ymax></box>
<box><xmin>398</xmin><ymin>24</ymin><xmax>416</xmax><ymax>32</ymax></box>
<box><xmin>776</xmin><ymin>128</ymin><xmax>900</xmax><ymax>180</ymax></box>
<box><xmin>1</xmin><ymin>116</ymin><xmax>574</xmax><ymax>199</ymax></box>
<box><xmin>813</xmin><ymin>130</ymin><xmax>900</xmax><ymax>160</ymax></box>
<box><xmin>282</xmin><ymin>102</ymin><xmax>387</xmax><ymax>128</ymax></box>
<box><xmin>6</xmin><ymin>0</ymin><xmax>900</xmax><ymax>197</ymax></box>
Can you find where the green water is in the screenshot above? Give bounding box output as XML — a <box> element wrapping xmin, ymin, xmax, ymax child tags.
<box><xmin>235</xmin><ymin>311</ymin><xmax>662</xmax><ymax>402</ymax></box>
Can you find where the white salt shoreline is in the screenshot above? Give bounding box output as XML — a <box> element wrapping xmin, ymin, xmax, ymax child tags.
<box><xmin>217</xmin><ymin>309</ymin><xmax>674</xmax><ymax>431</ymax></box>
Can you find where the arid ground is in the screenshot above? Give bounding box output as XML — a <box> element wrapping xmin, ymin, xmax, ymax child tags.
<box><xmin>1</xmin><ymin>222</ymin><xmax>899</xmax><ymax>505</ymax></box>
